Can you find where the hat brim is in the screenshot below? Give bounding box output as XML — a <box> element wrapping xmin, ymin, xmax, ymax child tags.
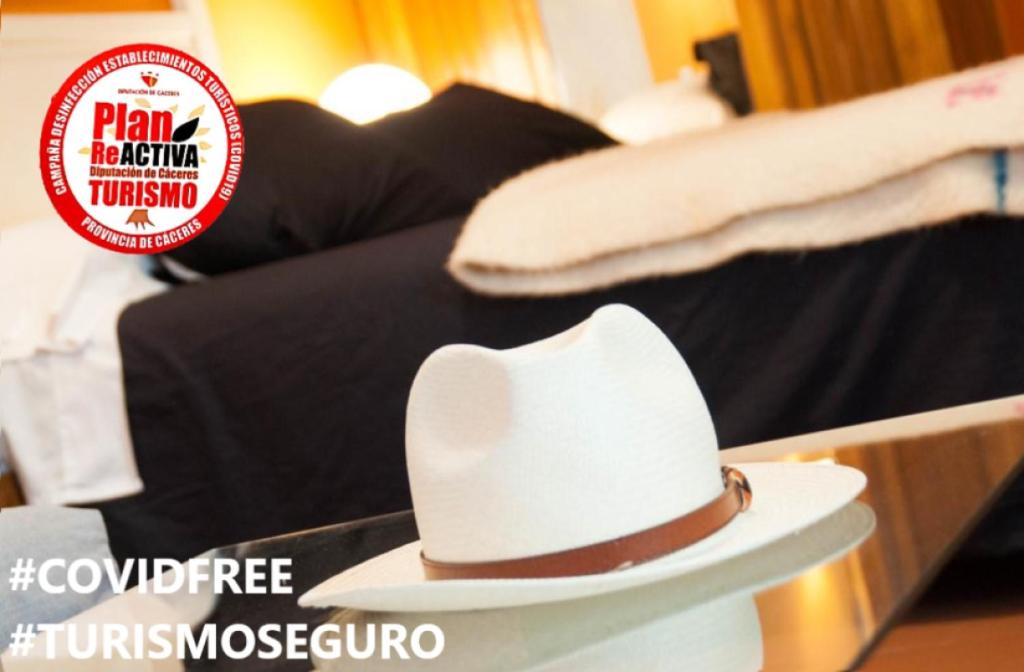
<box><xmin>300</xmin><ymin>462</ymin><xmax>868</xmax><ymax>612</ymax></box>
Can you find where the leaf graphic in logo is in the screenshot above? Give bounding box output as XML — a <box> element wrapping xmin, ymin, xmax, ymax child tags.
<box><xmin>195</xmin><ymin>128</ymin><xmax>210</xmax><ymax>136</ymax></box>
<box><xmin>198</xmin><ymin>141</ymin><xmax>213</xmax><ymax>150</ymax></box>
<box><xmin>172</xmin><ymin>117</ymin><xmax>200</xmax><ymax>142</ymax></box>
<box><xmin>188</xmin><ymin>105</ymin><xmax>205</xmax><ymax>119</ymax></box>
<box><xmin>135</xmin><ymin>98</ymin><xmax>151</xmax><ymax>109</ymax></box>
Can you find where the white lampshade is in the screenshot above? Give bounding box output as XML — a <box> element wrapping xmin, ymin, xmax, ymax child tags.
<box><xmin>320</xmin><ymin>64</ymin><xmax>431</xmax><ymax>124</ymax></box>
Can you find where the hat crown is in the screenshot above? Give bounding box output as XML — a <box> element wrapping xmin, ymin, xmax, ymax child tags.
<box><xmin>406</xmin><ymin>304</ymin><xmax>721</xmax><ymax>563</ymax></box>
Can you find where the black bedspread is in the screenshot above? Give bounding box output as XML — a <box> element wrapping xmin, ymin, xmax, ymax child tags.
<box><xmin>102</xmin><ymin>214</ymin><xmax>1024</xmax><ymax>563</ymax></box>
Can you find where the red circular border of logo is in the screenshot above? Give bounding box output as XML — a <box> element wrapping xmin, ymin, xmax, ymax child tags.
<box><xmin>39</xmin><ymin>43</ymin><xmax>243</xmax><ymax>254</ymax></box>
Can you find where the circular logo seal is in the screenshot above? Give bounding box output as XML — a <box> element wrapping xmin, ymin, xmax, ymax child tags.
<box><xmin>40</xmin><ymin>44</ymin><xmax>244</xmax><ymax>254</ymax></box>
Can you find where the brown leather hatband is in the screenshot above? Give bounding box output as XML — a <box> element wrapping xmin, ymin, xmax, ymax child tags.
<box><xmin>420</xmin><ymin>466</ymin><xmax>753</xmax><ymax>581</ymax></box>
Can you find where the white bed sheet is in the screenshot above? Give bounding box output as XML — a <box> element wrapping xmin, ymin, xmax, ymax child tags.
<box><xmin>0</xmin><ymin>220</ymin><xmax>166</xmax><ymax>504</ymax></box>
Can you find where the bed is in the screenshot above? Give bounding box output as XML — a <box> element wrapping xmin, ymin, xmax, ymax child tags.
<box><xmin>97</xmin><ymin>210</ymin><xmax>1024</xmax><ymax>563</ymax></box>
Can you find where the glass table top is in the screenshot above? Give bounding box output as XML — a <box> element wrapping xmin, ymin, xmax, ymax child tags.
<box><xmin>11</xmin><ymin>417</ymin><xmax>1018</xmax><ymax>671</ymax></box>
<box><xmin>754</xmin><ymin>419</ymin><xmax>1024</xmax><ymax>670</ymax></box>
<box><xmin>171</xmin><ymin>418</ymin><xmax>1024</xmax><ymax>671</ymax></box>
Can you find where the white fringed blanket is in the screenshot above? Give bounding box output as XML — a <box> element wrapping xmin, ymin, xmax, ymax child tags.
<box><xmin>449</xmin><ymin>58</ymin><xmax>1024</xmax><ymax>296</ymax></box>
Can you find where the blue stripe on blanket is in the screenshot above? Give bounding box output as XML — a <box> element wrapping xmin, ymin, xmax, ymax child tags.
<box><xmin>993</xmin><ymin>149</ymin><xmax>1008</xmax><ymax>213</ymax></box>
<box><xmin>0</xmin><ymin>436</ymin><xmax>8</xmax><ymax>475</ymax></box>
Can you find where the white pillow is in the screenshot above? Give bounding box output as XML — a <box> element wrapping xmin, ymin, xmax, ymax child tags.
<box><xmin>0</xmin><ymin>220</ymin><xmax>90</xmax><ymax>361</ymax></box>
<box><xmin>600</xmin><ymin>69</ymin><xmax>734</xmax><ymax>144</ymax></box>
<box><xmin>0</xmin><ymin>219</ymin><xmax>167</xmax><ymax>361</ymax></box>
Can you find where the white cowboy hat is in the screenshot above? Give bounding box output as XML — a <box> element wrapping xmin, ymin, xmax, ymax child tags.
<box><xmin>301</xmin><ymin>304</ymin><xmax>868</xmax><ymax>613</ymax></box>
<box><xmin>311</xmin><ymin>499</ymin><xmax>875</xmax><ymax>671</ymax></box>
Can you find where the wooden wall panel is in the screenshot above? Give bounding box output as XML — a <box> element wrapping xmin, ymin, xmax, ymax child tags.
<box><xmin>3</xmin><ymin>0</ymin><xmax>170</xmax><ymax>10</ymax></box>
<box><xmin>205</xmin><ymin>0</ymin><xmax>368</xmax><ymax>102</ymax></box>
<box><xmin>510</xmin><ymin>0</ymin><xmax>561</xmax><ymax>104</ymax></box>
<box><xmin>881</xmin><ymin>0</ymin><xmax>952</xmax><ymax>84</ymax></box>
<box><xmin>738</xmin><ymin>0</ymin><xmax>1014</xmax><ymax>110</ymax></box>
<box><xmin>10</xmin><ymin>1</ymin><xmax>556</xmax><ymax>104</ymax></box>
<box><xmin>735</xmin><ymin>0</ymin><xmax>793</xmax><ymax>110</ymax></box>
<box><xmin>773</xmin><ymin>0</ymin><xmax>819</xmax><ymax>107</ymax></box>
<box><xmin>937</xmin><ymin>0</ymin><xmax>1004</xmax><ymax>69</ymax></box>
<box><xmin>355</xmin><ymin>0</ymin><xmax>420</xmax><ymax>74</ymax></box>
<box><xmin>799</xmin><ymin>0</ymin><xmax>858</xmax><ymax>103</ymax></box>
<box><xmin>994</xmin><ymin>0</ymin><xmax>1024</xmax><ymax>56</ymax></box>
<box><xmin>845</xmin><ymin>0</ymin><xmax>900</xmax><ymax>93</ymax></box>
<box><xmin>478</xmin><ymin>0</ymin><xmax>542</xmax><ymax>96</ymax></box>
<box><xmin>355</xmin><ymin>0</ymin><xmax>557</xmax><ymax>103</ymax></box>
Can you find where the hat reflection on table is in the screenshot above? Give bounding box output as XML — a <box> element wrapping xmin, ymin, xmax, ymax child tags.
<box><xmin>323</xmin><ymin>594</ymin><xmax>761</xmax><ymax>672</ymax></box>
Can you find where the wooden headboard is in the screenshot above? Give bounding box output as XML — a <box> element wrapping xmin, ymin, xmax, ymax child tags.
<box><xmin>0</xmin><ymin>430</ymin><xmax>25</xmax><ymax>508</ymax></box>
<box><xmin>0</xmin><ymin>4</ymin><xmax>217</xmax><ymax>228</ymax></box>
<box><xmin>0</xmin><ymin>473</ymin><xmax>25</xmax><ymax>509</ymax></box>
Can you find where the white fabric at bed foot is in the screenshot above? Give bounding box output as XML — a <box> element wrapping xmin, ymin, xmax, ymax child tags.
<box><xmin>0</xmin><ymin>221</ymin><xmax>166</xmax><ymax>504</ymax></box>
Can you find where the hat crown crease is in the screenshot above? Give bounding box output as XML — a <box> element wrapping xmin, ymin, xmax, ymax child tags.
<box><xmin>406</xmin><ymin>304</ymin><xmax>722</xmax><ymax>564</ymax></box>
